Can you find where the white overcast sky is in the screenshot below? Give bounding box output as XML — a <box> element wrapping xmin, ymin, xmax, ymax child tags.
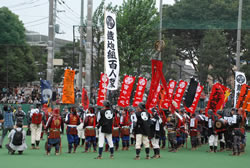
<box><xmin>1</xmin><ymin>0</ymin><xmax>175</xmax><ymax>41</ymax></box>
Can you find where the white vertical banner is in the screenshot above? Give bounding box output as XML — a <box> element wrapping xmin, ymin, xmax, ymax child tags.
<box><xmin>104</xmin><ymin>11</ymin><xmax>120</xmax><ymax>90</ymax></box>
<box><xmin>234</xmin><ymin>71</ymin><xmax>246</xmax><ymax>107</ymax></box>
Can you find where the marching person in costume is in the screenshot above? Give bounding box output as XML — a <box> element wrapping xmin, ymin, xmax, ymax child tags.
<box><xmin>149</xmin><ymin>108</ymin><xmax>163</xmax><ymax>159</ymax></box>
<box><xmin>190</xmin><ymin>113</ymin><xmax>198</xmax><ymax>150</ymax></box>
<box><xmin>134</xmin><ymin>102</ymin><xmax>151</xmax><ymax>160</ymax></box>
<box><xmin>95</xmin><ymin>100</ymin><xmax>114</xmax><ymax>159</ymax></box>
<box><xmin>159</xmin><ymin>109</ymin><xmax>167</xmax><ymax>149</ymax></box>
<box><xmin>60</xmin><ymin>106</ymin><xmax>69</xmax><ymax>135</ymax></box>
<box><xmin>231</xmin><ymin>108</ymin><xmax>243</xmax><ymax>156</ymax></box>
<box><xmin>45</xmin><ymin>108</ymin><xmax>61</xmax><ymax>155</ymax></box>
<box><xmin>84</xmin><ymin>106</ymin><xmax>97</xmax><ymax>152</ymax></box>
<box><xmin>238</xmin><ymin>108</ymin><xmax>247</xmax><ymax>155</ymax></box>
<box><xmin>166</xmin><ymin>112</ymin><xmax>177</xmax><ymax>152</ymax></box>
<box><xmin>41</xmin><ymin>104</ymin><xmax>52</xmax><ymax>140</ymax></box>
<box><xmin>176</xmin><ymin>110</ymin><xmax>185</xmax><ymax>149</ymax></box>
<box><xmin>129</xmin><ymin>107</ymin><xmax>137</xmax><ymax>146</ymax></box>
<box><xmin>198</xmin><ymin>110</ymin><xmax>208</xmax><ymax>145</ymax></box>
<box><xmin>207</xmin><ymin>109</ymin><xmax>218</xmax><ymax>153</ymax></box>
<box><xmin>65</xmin><ymin>106</ymin><xmax>80</xmax><ymax>153</ymax></box>
<box><xmin>120</xmin><ymin>108</ymin><xmax>131</xmax><ymax>150</ymax></box>
<box><xmin>214</xmin><ymin>110</ymin><xmax>226</xmax><ymax>152</ymax></box>
<box><xmin>77</xmin><ymin>106</ymin><xmax>86</xmax><ymax>147</ymax></box>
<box><xmin>111</xmin><ymin>107</ymin><xmax>120</xmax><ymax>151</ymax></box>
<box><xmin>30</xmin><ymin>104</ymin><xmax>44</xmax><ymax>149</ymax></box>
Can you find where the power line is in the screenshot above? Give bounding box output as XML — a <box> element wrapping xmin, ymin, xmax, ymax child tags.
<box><xmin>58</xmin><ymin>0</ymin><xmax>80</xmax><ymax>18</ymax></box>
<box><xmin>19</xmin><ymin>15</ymin><xmax>47</xmax><ymax>18</ymax></box>
<box><xmin>56</xmin><ymin>16</ymin><xmax>73</xmax><ymax>29</ymax></box>
<box><xmin>25</xmin><ymin>21</ymin><xmax>48</xmax><ymax>27</ymax></box>
<box><xmin>7</xmin><ymin>0</ymin><xmax>40</xmax><ymax>8</ymax></box>
<box><xmin>12</xmin><ymin>1</ymin><xmax>48</xmax><ymax>12</ymax></box>
<box><xmin>24</xmin><ymin>16</ymin><xmax>48</xmax><ymax>25</ymax></box>
<box><xmin>60</xmin><ymin>0</ymin><xmax>80</xmax><ymax>16</ymax></box>
<box><xmin>59</xmin><ymin>11</ymin><xmax>79</xmax><ymax>24</ymax></box>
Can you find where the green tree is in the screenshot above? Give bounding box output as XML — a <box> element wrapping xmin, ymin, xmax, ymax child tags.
<box><xmin>53</xmin><ymin>43</ymin><xmax>77</xmax><ymax>84</ymax></box>
<box><xmin>198</xmin><ymin>30</ymin><xmax>232</xmax><ymax>86</ymax></box>
<box><xmin>163</xmin><ymin>0</ymin><xmax>250</xmax><ymax>86</ymax></box>
<box><xmin>242</xmin><ymin>32</ymin><xmax>250</xmax><ymax>83</ymax></box>
<box><xmin>0</xmin><ymin>7</ymin><xmax>37</xmax><ymax>86</ymax></box>
<box><xmin>116</xmin><ymin>0</ymin><xmax>159</xmax><ymax>76</ymax></box>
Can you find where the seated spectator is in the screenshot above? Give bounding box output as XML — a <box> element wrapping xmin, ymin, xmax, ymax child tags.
<box><xmin>6</xmin><ymin>122</ymin><xmax>27</xmax><ymax>155</ymax></box>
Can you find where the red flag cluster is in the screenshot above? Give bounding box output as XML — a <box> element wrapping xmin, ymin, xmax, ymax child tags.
<box><xmin>185</xmin><ymin>84</ymin><xmax>204</xmax><ymax>114</ymax></box>
<box><xmin>117</xmin><ymin>75</ymin><xmax>136</xmax><ymax>107</ymax></box>
<box><xmin>97</xmin><ymin>73</ymin><xmax>109</xmax><ymax>106</ymax></box>
<box><xmin>132</xmin><ymin>77</ymin><xmax>147</xmax><ymax>107</ymax></box>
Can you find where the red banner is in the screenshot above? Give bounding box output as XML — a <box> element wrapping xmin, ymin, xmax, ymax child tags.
<box><xmin>220</xmin><ymin>87</ymin><xmax>231</xmax><ymax>110</ymax></box>
<box><xmin>185</xmin><ymin>84</ymin><xmax>204</xmax><ymax>114</ymax></box>
<box><xmin>148</xmin><ymin>84</ymin><xmax>162</xmax><ymax>112</ymax></box>
<box><xmin>117</xmin><ymin>75</ymin><xmax>136</xmax><ymax>107</ymax></box>
<box><xmin>132</xmin><ymin>77</ymin><xmax>147</xmax><ymax>107</ymax></box>
<box><xmin>161</xmin><ymin>80</ymin><xmax>177</xmax><ymax>109</ymax></box>
<box><xmin>97</xmin><ymin>73</ymin><xmax>109</xmax><ymax>106</ymax></box>
<box><xmin>236</xmin><ymin>84</ymin><xmax>248</xmax><ymax>109</ymax></box>
<box><xmin>242</xmin><ymin>90</ymin><xmax>250</xmax><ymax>111</ymax></box>
<box><xmin>236</xmin><ymin>84</ymin><xmax>250</xmax><ymax>111</ymax></box>
<box><xmin>173</xmin><ymin>80</ymin><xmax>188</xmax><ymax>110</ymax></box>
<box><xmin>146</xmin><ymin>60</ymin><xmax>168</xmax><ymax>109</ymax></box>
<box><xmin>81</xmin><ymin>88</ymin><xmax>89</xmax><ymax>110</ymax></box>
<box><xmin>205</xmin><ymin>83</ymin><xmax>225</xmax><ymax>115</ymax></box>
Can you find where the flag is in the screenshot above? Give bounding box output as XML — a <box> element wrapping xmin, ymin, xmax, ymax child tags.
<box><xmin>185</xmin><ymin>84</ymin><xmax>204</xmax><ymax>114</ymax></box>
<box><xmin>62</xmin><ymin>69</ymin><xmax>75</xmax><ymax>104</ymax></box>
<box><xmin>117</xmin><ymin>75</ymin><xmax>135</xmax><ymax>107</ymax></box>
<box><xmin>234</xmin><ymin>71</ymin><xmax>247</xmax><ymax>107</ymax></box>
<box><xmin>132</xmin><ymin>77</ymin><xmax>147</xmax><ymax>107</ymax></box>
<box><xmin>97</xmin><ymin>73</ymin><xmax>109</xmax><ymax>106</ymax></box>
<box><xmin>161</xmin><ymin>80</ymin><xmax>177</xmax><ymax>109</ymax></box>
<box><xmin>220</xmin><ymin>87</ymin><xmax>231</xmax><ymax>110</ymax></box>
<box><xmin>146</xmin><ymin>60</ymin><xmax>168</xmax><ymax>109</ymax></box>
<box><xmin>205</xmin><ymin>83</ymin><xmax>225</xmax><ymax>114</ymax></box>
<box><xmin>104</xmin><ymin>11</ymin><xmax>120</xmax><ymax>90</ymax></box>
<box><xmin>184</xmin><ymin>78</ymin><xmax>198</xmax><ymax>108</ymax></box>
<box><xmin>82</xmin><ymin>88</ymin><xmax>89</xmax><ymax>110</ymax></box>
<box><xmin>40</xmin><ymin>80</ymin><xmax>52</xmax><ymax>104</ymax></box>
<box><xmin>173</xmin><ymin>80</ymin><xmax>188</xmax><ymax>110</ymax></box>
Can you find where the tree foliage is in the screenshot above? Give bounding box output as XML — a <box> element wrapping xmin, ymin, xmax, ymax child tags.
<box><xmin>163</xmin><ymin>0</ymin><xmax>250</xmax><ymax>87</ymax></box>
<box><xmin>0</xmin><ymin>7</ymin><xmax>37</xmax><ymax>86</ymax></box>
<box><xmin>116</xmin><ymin>0</ymin><xmax>159</xmax><ymax>76</ymax></box>
<box><xmin>198</xmin><ymin>30</ymin><xmax>232</xmax><ymax>86</ymax></box>
<box><xmin>242</xmin><ymin>32</ymin><xmax>250</xmax><ymax>83</ymax></box>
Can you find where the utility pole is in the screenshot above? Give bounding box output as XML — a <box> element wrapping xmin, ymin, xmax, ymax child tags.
<box><xmin>78</xmin><ymin>0</ymin><xmax>84</xmax><ymax>92</ymax></box>
<box><xmin>47</xmin><ymin>0</ymin><xmax>56</xmax><ymax>85</ymax></box>
<box><xmin>236</xmin><ymin>0</ymin><xmax>243</xmax><ymax>71</ymax></box>
<box><xmin>158</xmin><ymin>0</ymin><xmax>163</xmax><ymax>61</ymax></box>
<box><xmin>73</xmin><ymin>25</ymin><xmax>76</xmax><ymax>70</ymax></box>
<box><xmin>84</xmin><ymin>0</ymin><xmax>93</xmax><ymax>98</ymax></box>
